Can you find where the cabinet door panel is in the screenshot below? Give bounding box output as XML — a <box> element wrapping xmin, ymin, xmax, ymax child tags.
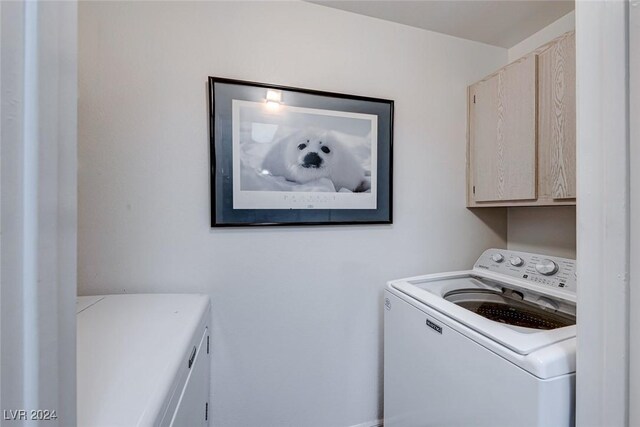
<box><xmin>539</xmin><ymin>32</ymin><xmax>576</xmax><ymax>199</ymax></box>
<box><xmin>470</xmin><ymin>55</ymin><xmax>537</xmax><ymax>202</ymax></box>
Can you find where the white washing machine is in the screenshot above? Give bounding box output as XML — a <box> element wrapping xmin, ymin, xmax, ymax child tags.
<box><xmin>384</xmin><ymin>249</ymin><xmax>576</xmax><ymax>427</ymax></box>
<box><xmin>77</xmin><ymin>294</ymin><xmax>211</xmax><ymax>427</ymax></box>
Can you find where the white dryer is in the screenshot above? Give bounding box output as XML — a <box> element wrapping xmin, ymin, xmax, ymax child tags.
<box><xmin>77</xmin><ymin>294</ymin><xmax>211</xmax><ymax>427</ymax></box>
<box><xmin>384</xmin><ymin>249</ymin><xmax>576</xmax><ymax>427</ymax></box>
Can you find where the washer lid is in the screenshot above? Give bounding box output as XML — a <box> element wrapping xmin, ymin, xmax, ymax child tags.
<box><xmin>389</xmin><ymin>272</ymin><xmax>576</xmax><ymax>356</ymax></box>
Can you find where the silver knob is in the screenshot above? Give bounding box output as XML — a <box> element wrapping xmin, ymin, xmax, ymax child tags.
<box><xmin>535</xmin><ymin>259</ymin><xmax>559</xmax><ymax>276</ymax></box>
<box><xmin>491</xmin><ymin>253</ymin><xmax>504</xmax><ymax>263</ymax></box>
<box><xmin>509</xmin><ymin>256</ymin><xmax>524</xmax><ymax>267</ymax></box>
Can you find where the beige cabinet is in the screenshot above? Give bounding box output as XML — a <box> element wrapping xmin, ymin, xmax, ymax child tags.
<box><xmin>538</xmin><ymin>31</ymin><xmax>576</xmax><ymax>200</ymax></box>
<box><xmin>469</xmin><ymin>54</ymin><xmax>537</xmax><ymax>202</ymax></box>
<box><xmin>467</xmin><ymin>31</ymin><xmax>576</xmax><ymax>207</ymax></box>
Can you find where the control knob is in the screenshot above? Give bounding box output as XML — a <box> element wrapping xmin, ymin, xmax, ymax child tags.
<box><xmin>509</xmin><ymin>256</ymin><xmax>524</xmax><ymax>267</ymax></box>
<box><xmin>491</xmin><ymin>253</ymin><xmax>504</xmax><ymax>263</ymax></box>
<box><xmin>535</xmin><ymin>259</ymin><xmax>559</xmax><ymax>276</ymax></box>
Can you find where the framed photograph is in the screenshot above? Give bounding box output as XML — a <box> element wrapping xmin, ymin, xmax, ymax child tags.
<box><xmin>209</xmin><ymin>77</ymin><xmax>393</xmax><ymax>226</ymax></box>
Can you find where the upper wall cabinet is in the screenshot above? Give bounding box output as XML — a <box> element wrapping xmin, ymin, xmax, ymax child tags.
<box><xmin>467</xmin><ymin>31</ymin><xmax>576</xmax><ymax>207</ymax></box>
<box><xmin>538</xmin><ymin>31</ymin><xmax>576</xmax><ymax>200</ymax></box>
<box><xmin>469</xmin><ymin>54</ymin><xmax>537</xmax><ymax>202</ymax></box>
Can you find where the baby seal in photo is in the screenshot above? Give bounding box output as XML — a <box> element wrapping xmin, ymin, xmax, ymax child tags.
<box><xmin>262</xmin><ymin>130</ymin><xmax>369</xmax><ymax>192</ymax></box>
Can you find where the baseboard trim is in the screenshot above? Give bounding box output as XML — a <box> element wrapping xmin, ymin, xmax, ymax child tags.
<box><xmin>349</xmin><ymin>419</ymin><xmax>383</xmax><ymax>427</ymax></box>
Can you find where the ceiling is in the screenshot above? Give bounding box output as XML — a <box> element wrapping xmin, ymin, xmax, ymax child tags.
<box><xmin>308</xmin><ymin>1</ymin><xmax>574</xmax><ymax>48</ymax></box>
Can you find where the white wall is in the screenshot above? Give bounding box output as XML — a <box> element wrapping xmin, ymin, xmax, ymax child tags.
<box><xmin>507</xmin><ymin>207</ymin><xmax>576</xmax><ymax>259</ymax></box>
<box><xmin>505</xmin><ymin>10</ymin><xmax>577</xmax><ymax>259</ymax></box>
<box><xmin>575</xmin><ymin>1</ymin><xmax>630</xmax><ymax>425</ymax></box>
<box><xmin>508</xmin><ymin>10</ymin><xmax>575</xmax><ymax>62</ymax></box>
<box><xmin>1</xmin><ymin>1</ymin><xmax>77</xmax><ymax>424</ymax></box>
<box><xmin>630</xmin><ymin>2</ymin><xmax>640</xmax><ymax>425</ymax></box>
<box><xmin>78</xmin><ymin>2</ymin><xmax>506</xmax><ymax>426</ymax></box>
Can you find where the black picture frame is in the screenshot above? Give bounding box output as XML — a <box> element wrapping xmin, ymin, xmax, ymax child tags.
<box><xmin>209</xmin><ymin>77</ymin><xmax>393</xmax><ymax>227</ymax></box>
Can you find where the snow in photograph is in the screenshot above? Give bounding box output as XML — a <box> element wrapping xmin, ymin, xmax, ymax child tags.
<box><xmin>231</xmin><ymin>100</ymin><xmax>378</xmax><ymax>210</ymax></box>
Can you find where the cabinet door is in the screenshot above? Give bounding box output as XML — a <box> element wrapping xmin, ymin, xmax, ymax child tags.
<box><xmin>470</xmin><ymin>54</ymin><xmax>537</xmax><ymax>202</ymax></box>
<box><xmin>538</xmin><ymin>32</ymin><xmax>576</xmax><ymax>200</ymax></box>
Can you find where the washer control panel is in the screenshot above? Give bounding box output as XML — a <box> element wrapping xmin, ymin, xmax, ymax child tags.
<box><xmin>473</xmin><ymin>249</ymin><xmax>576</xmax><ymax>294</ymax></box>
